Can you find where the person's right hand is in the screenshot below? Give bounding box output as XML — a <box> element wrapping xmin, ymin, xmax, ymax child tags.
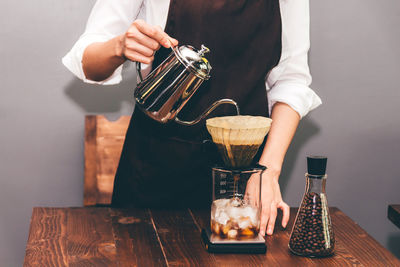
<box><xmin>118</xmin><ymin>19</ymin><xmax>178</xmax><ymax>64</ymax></box>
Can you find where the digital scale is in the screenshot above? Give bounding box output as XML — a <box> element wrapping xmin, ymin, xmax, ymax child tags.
<box><xmin>201</xmin><ymin>228</ymin><xmax>266</xmax><ymax>254</ymax></box>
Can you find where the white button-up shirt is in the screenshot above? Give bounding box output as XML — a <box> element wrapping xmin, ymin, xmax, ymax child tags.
<box><xmin>62</xmin><ymin>0</ymin><xmax>321</xmax><ymax>118</ymax></box>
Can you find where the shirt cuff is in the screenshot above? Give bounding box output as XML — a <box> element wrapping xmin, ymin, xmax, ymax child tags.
<box><xmin>267</xmin><ymin>82</ymin><xmax>322</xmax><ymax>118</ymax></box>
<box><xmin>62</xmin><ymin>34</ymin><xmax>123</xmax><ymax>85</ymax></box>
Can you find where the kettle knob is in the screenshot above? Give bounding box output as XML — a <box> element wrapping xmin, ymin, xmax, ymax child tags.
<box><xmin>199</xmin><ymin>45</ymin><xmax>210</xmax><ymax>56</ymax></box>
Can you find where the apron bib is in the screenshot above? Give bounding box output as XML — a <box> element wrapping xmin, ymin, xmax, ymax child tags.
<box><xmin>112</xmin><ymin>0</ymin><xmax>282</xmax><ymax>207</ymax></box>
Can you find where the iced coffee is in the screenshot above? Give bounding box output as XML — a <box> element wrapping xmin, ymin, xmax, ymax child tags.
<box><xmin>211</xmin><ymin>198</ymin><xmax>260</xmax><ymax>239</ymax></box>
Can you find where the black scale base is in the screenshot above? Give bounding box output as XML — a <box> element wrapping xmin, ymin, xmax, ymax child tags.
<box><xmin>201</xmin><ymin>228</ymin><xmax>267</xmax><ymax>254</ymax></box>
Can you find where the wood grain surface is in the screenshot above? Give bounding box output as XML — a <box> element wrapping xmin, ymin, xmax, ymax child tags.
<box><xmin>84</xmin><ymin>115</ymin><xmax>130</xmax><ymax>206</ymax></box>
<box><xmin>24</xmin><ymin>207</ymin><xmax>400</xmax><ymax>266</ymax></box>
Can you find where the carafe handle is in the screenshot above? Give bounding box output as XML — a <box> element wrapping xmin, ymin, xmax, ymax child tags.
<box><xmin>175</xmin><ymin>99</ymin><xmax>240</xmax><ymax>126</ymax></box>
<box><xmin>136</xmin><ymin>62</ymin><xmax>144</xmax><ymax>82</ymax></box>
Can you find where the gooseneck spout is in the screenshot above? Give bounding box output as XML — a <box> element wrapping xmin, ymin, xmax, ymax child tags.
<box><xmin>175</xmin><ymin>99</ymin><xmax>240</xmax><ymax>126</ymax></box>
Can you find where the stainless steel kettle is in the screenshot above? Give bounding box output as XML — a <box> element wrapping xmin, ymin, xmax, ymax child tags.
<box><xmin>134</xmin><ymin>44</ymin><xmax>239</xmax><ymax>125</ymax></box>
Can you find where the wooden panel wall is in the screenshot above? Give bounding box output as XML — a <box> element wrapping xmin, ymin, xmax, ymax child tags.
<box><xmin>84</xmin><ymin>115</ymin><xmax>130</xmax><ymax>206</ymax></box>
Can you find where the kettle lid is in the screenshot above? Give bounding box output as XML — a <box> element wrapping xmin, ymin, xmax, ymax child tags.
<box><xmin>173</xmin><ymin>44</ymin><xmax>212</xmax><ymax>80</ymax></box>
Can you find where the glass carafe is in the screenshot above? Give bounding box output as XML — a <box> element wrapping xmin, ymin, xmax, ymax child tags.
<box><xmin>210</xmin><ymin>165</ymin><xmax>265</xmax><ymax>240</ymax></box>
<box><xmin>289</xmin><ymin>156</ymin><xmax>335</xmax><ymax>257</ymax></box>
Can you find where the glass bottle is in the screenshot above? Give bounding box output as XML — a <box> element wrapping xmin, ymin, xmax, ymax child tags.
<box><xmin>288</xmin><ymin>156</ymin><xmax>335</xmax><ymax>257</ymax></box>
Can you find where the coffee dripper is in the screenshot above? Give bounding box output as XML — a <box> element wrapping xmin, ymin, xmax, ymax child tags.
<box><xmin>134</xmin><ymin>44</ymin><xmax>239</xmax><ymax>125</ymax></box>
<box><xmin>201</xmin><ymin>115</ymin><xmax>272</xmax><ymax>254</ymax></box>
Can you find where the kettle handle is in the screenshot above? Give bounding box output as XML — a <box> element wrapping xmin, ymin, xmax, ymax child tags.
<box><xmin>136</xmin><ymin>43</ymin><xmax>176</xmax><ymax>83</ymax></box>
<box><xmin>175</xmin><ymin>99</ymin><xmax>240</xmax><ymax>126</ymax></box>
<box><xmin>136</xmin><ymin>62</ymin><xmax>144</xmax><ymax>82</ymax></box>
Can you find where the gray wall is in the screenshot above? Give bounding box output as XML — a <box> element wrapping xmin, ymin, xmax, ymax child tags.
<box><xmin>0</xmin><ymin>0</ymin><xmax>399</xmax><ymax>265</ymax></box>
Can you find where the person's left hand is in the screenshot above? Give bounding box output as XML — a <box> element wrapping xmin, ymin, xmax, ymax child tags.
<box><xmin>246</xmin><ymin>168</ymin><xmax>290</xmax><ymax>236</ymax></box>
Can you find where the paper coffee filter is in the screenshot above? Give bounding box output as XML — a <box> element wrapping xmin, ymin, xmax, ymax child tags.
<box><xmin>206</xmin><ymin>116</ymin><xmax>272</xmax><ymax>145</ymax></box>
<box><xmin>206</xmin><ymin>116</ymin><xmax>272</xmax><ymax>167</ymax></box>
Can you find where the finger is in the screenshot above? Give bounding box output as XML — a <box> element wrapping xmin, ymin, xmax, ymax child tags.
<box><xmin>156</xmin><ymin>25</ymin><xmax>178</xmax><ymax>47</ymax></box>
<box><xmin>267</xmin><ymin>204</ymin><xmax>277</xmax><ymax>235</ymax></box>
<box><xmin>245</xmin><ymin>176</ymin><xmax>257</xmax><ymax>206</ymax></box>
<box><xmin>244</xmin><ymin>185</ymin><xmax>251</xmax><ymax>204</ymax></box>
<box><xmin>124</xmin><ymin>50</ymin><xmax>154</xmax><ymax>64</ymax></box>
<box><xmin>278</xmin><ymin>202</ymin><xmax>290</xmax><ymax>228</ymax></box>
<box><xmin>259</xmin><ymin>206</ymin><xmax>270</xmax><ymax>236</ymax></box>
<box><xmin>252</xmin><ymin>186</ymin><xmax>259</xmax><ymax>207</ymax></box>
<box><xmin>253</xmin><ymin>176</ymin><xmax>261</xmax><ymax>207</ymax></box>
<box><xmin>170</xmin><ymin>37</ymin><xmax>179</xmax><ymax>46</ymax></box>
<box><xmin>124</xmin><ymin>40</ymin><xmax>155</xmax><ymax>57</ymax></box>
<box><xmin>126</xmin><ymin>27</ymin><xmax>160</xmax><ymax>51</ymax></box>
<box><xmin>135</xmin><ymin>20</ymin><xmax>171</xmax><ymax>48</ymax></box>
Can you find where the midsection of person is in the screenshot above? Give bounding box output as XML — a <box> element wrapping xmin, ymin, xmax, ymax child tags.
<box><xmin>111</xmin><ymin>0</ymin><xmax>282</xmax><ymax>208</ymax></box>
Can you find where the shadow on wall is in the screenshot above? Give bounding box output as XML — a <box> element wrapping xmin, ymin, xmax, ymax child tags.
<box><xmin>388</xmin><ymin>234</ymin><xmax>400</xmax><ymax>259</ymax></box>
<box><xmin>63</xmin><ymin>65</ymin><xmax>136</xmax><ymax>119</ymax></box>
<box><xmin>279</xmin><ymin>116</ymin><xmax>321</xmax><ymax>195</ymax></box>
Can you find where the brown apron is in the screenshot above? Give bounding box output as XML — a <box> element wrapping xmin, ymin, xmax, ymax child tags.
<box><xmin>111</xmin><ymin>0</ymin><xmax>282</xmax><ymax>208</ymax></box>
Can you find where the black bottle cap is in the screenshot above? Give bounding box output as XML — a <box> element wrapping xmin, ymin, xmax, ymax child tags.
<box><xmin>307</xmin><ymin>156</ymin><xmax>327</xmax><ymax>176</ymax></box>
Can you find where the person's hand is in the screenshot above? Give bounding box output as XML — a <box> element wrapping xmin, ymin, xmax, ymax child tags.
<box><xmin>246</xmin><ymin>168</ymin><xmax>290</xmax><ymax>236</ymax></box>
<box><xmin>118</xmin><ymin>19</ymin><xmax>178</xmax><ymax>64</ymax></box>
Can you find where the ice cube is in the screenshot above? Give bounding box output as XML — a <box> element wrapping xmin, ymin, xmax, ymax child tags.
<box><xmin>212</xmin><ymin>199</ymin><xmax>230</xmax><ymax>224</ymax></box>
<box><xmin>213</xmin><ymin>198</ymin><xmax>230</xmax><ymax>208</ymax></box>
<box><xmin>242</xmin><ymin>206</ymin><xmax>258</xmax><ymax>225</ymax></box>
<box><xmin>238</xmin><ymin>217</ymin><xmax>252</xmax><ymax>229</ymax></box>
<box><xmin>229</xmin><ymin>197</ymin><xmax>243</xmax><ymax>207</ymax></box>
<box><xmin>227</xmin><ymin>229</ymin><xmax>238</xmax><ymax>239</ymax></box>
<box><xmin>215</xmin><ymin>210</ymin><xmax>229</xmax><ymax>225</ymax></box>
<box><xmin>227</xmin><ymin>206</ymin><xmax>243</xmax><ymax>222</ymax></box>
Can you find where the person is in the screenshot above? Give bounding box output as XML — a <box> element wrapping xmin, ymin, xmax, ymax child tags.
<box><xmin>63</xmin><ymin>0</ymin><xmax>321</xmax><ymax>237</ymax></box>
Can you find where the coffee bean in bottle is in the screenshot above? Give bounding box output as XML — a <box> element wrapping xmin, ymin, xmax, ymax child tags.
<box><xmin>288</xmin><ymin>156</ymin><xmax>335</xmax><ymax>257</ymax></box>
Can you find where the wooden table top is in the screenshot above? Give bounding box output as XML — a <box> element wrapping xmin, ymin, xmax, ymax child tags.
<box><xmin>24</xmin><ymin>207</ymin><xmax>399</xmax><ymax>267</ymax></box>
